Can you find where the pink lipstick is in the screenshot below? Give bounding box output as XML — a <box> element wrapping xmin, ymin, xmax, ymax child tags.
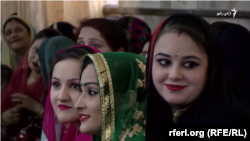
<box><xmin>58</xmin><ymin>104</ymin><xmax>71</xmax><ymax>110</ymax></box>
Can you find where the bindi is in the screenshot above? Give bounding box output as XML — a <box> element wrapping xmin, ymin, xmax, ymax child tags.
<box><xmin>177</xmin><ymin>31</ymin><xmax>182</xmax><ymax>37</ymax></box>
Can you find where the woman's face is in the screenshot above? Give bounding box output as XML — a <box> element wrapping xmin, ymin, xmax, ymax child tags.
<box><xmin>28</xmin><ymin>38</ymin><xmax>45</xmax><ymax>72</ymax></box>
<box><xmin>51</xmin><ymin>59</ymin><xmax>82</xmax><ymax>123</ymax></box>
<box><xmin>75</xmin><ymin>63</ymin><xmax>101</xmax><ymax>135</ymax></box>
<box><xmin>77</xmin><ymin>27</ymin><xmax>112</xmax><ymax>53</ymax></box>
<box><xmin>152</xmin><ymin>32</ymin><xmax>208</xmax><ymax>109</ymax></box>
<box><xmin>4</xmin><ymin>20</ymin><xmax>31</xmax><ymax>53</ymax></box>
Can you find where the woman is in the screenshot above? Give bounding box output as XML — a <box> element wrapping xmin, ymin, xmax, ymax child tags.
<box><xmin>219</xmin><ymin>25</ymin><xmax>250</xmax><ymax>107</ymax></box>
<box><xmin>117</xmin><ymin>16</ymin><xmax>151</xmax><ymax>54</ymax></box>
<box><xmin>38</xmin><ymin>36</ymin><xmax>76</xmax><ymax>90</ymax></box>
<box><xmin>49</xmin><ymin>22</ymin><xmax>77</xmax><ymax>43</ymax></box>
<box><xmin>42</xmin><ymin>45</ymin><xmax>100</xmax><ymax>141</ymax></box>
<box><xmin>1</xmin><ymin>28</ymin><xmax>61</xmax><ymax>141</ymax></box>
<box><xmin>2</xmin><ymin>15</ymin><xmax>36</xmax><ymax>69</ymax></box>
<box><xmin>145</xmin><ymin>14</ymin><xmax>250</xmax><ymax>140</ymax></box>
<box><xmin>76</xmin><ymin>18</ymin><xmax>128</xmax><ymax>53</ymax></box>
<box><xmin>75</xmin><ymin>52</ymin><xmax>147</xmax><ymax>141</ymax></box>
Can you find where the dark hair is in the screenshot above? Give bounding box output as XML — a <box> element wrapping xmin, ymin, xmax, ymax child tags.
<box><xmin>3</xmin><ymin>18</ymin><xmax>31</xmax><ymax>35</ymax></box>
<box><xmin>157</xmin><ymin>17</ymin><xmax>209</xmax><ymax>54</ymax></box>
<box><xmin>33</xmin><ymin>28</ymin><xmax>61</xmax><ymax>42</ymax></box>
<box><xmin>76</xmin><ymin>18</ymin><xmax>128</xmax><ymax>52</ymax></box>
<box><xmin>49</xmin><ymin>22</ymin><xmax>77</xmax><ymax>43</ymax></box>
<box><xmin>50</xmin><ymin>47</ymin><xmax>94</xmax><ymax>78</ymax></box>
<box><xmin>1</xmin><ymin>64</ymin><xmax>13</xmax><ymax>82</ymax></box>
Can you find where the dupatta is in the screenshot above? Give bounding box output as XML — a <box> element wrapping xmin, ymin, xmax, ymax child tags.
<box><xmin>42</xmin><ymin>45</ymin><xmax>101</xmax><ymax>141</ymax></box>
<box><xmin>2</xmin><ymin>15</ymin><xmax>36</xmax><ymax>69</ymax></box>
<box><xmin>145</xmin><ymin>13</ymin><xmax>250</xmax><ymax>141</ymax></box>
<box><xmin>82</xmin><ymin>52</ymin><xmax>147</xmax><ymax>141</ymax></box>
<box><xmin>38</xmin><ymin>36</ymin><xmax>76</xmax><ymax>90</ymax></box>
<box><xmin>1</xmin><ymin>36</ymin><xmax>47</xmax><ymax>140</ymax></box>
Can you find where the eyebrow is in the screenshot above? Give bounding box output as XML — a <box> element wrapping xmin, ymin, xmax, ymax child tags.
<box><xmin>52</xmin><ymin>77</ymin><xmax>80</xmax><ymax>81</ymax></box>
<box><xmin>89</xmin><ymin>38</ymin><xmax>102</xmax><ymax>43</ymax></box>
<box><xmin>155</xmin><ymin>52</ymin><xmax>201</xmax><ymax>61</ymax></box>
<box><xmin>82</xmin><ymin>82</ymin><xmax>99</xmax><ymax>87</ymax></box>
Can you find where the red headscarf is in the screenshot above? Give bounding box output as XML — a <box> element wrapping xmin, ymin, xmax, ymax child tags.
<box><xmin>1</xmin><ymin>39</ymin><xmax>48</xmax><ymax>138</ymax></box>
<box><xmin>42</xmin><ymin>45</ymin><xmax>101</xmax><ymax>141</ymax></box>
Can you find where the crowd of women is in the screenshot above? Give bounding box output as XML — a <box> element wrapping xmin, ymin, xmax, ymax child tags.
<box><xmin>1</xmin><ymin>12</ymin><xmax>250</xmax><ymax>141</ymax></box>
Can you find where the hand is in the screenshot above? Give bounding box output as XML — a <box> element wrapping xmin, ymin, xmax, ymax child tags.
<box><xmin>11</xmin><ymin>93</ymin><xmax>44</xmax><ymax>115</ymax></box>
<box><xmin>2</xmin><ymin>107</ymin><xmax>20</xmax><ymax>125</ymax></box>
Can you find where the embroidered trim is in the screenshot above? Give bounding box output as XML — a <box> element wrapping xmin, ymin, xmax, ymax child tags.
<box><xmin>87</xmin><ymin>54</ymin><xmax>115</xmax><ymax>141</ymax></box>
<box><xmin>173</xmin><ymin>106</ymin><xmax>190</xmax><ymax>123</ymax></box>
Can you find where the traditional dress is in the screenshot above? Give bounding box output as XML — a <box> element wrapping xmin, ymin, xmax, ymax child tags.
<box><xmin>1</xmin><ymin>33</ymin><xmax>48</xmax><ymax>141</ymax></box>
<box><xmin>145</xmin><ymin>13</ymin><xmax>250</xmax><ymax>141</ymax></box>
<box><xmin>42</xmin><ymin>45</ymin><xmax>101</xmax><ymax>141</ymax></box>
<box><xmin>38</xmin><ymin>36</ymin><xmax>76</xmax><ymax>90</ymax></box>
<box><xmin>81</xmin><ymin>52</ymin><xmax>147</xmax><ymax>141</ymax></box>
<box><xmin>2</xmin><ymin>15</ymin><xmax>36</xmax><ymax>70</ymax></box>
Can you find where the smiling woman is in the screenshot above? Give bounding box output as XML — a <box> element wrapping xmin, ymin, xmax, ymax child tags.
<box><xmin>1</xmin><ymin>28</ymin><xmax>61</xmax><ymax>141</ymax></box>
<box><xmin>2</xmin><ymin>15</ymin><xmax>36</xmax><ymax>68</ymax></box>
<box><xmin>145</xmin><ymin>13</ymin><xmax>250</xmax><ymax>141</ymax></box>
<box><xmin>75</xmin><ymin>52</ymin><xmax>147</xmax><ymax>141</ymax></box>
<box><xmin>42</xmin><ymin>45</ymin><xmax>101</xmax><ymax>141</ymax></box>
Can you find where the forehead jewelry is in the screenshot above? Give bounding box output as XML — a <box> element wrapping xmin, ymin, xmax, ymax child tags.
<box><xmin>62</xmin><ymin>78</ymin><xmax>65</xmax><ymax>81</ymax></box>
<box><xmin>175</xmin><ymin>54</ymin><xmax>178</xmax><ymax>57</ymax></box>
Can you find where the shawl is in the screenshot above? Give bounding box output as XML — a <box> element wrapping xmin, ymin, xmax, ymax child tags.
<box><xmin>42</xmin><ymin>45</ymin><xmax>101</xmax><ymax>141</ymax></box>
<box><xmin>82</xmin><ymin>52</ymin><xmax>147</xmax><ymax>141</ymax></box>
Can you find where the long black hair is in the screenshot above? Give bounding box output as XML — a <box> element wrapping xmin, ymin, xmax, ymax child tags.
<box><xmin>145</xmin><ymin>14</ymin><xmax>250</xmax><ymax>141</ymax></box>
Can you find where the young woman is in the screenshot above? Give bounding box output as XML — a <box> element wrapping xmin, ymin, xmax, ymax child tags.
<box><xmin>42</xmin><ymin>45</ymin><xmax>101</xmax><ymax>141</ymax></box>
<box><xmin>145</xmin><ymin>14</ymin><xmax>250</xmax><ymax>140</ymax></box>
<box><xmin>38</xmin><ymin>36</ymin><xmax>76</xmax><ymax>90</ymax></box>
<box><xmin>117</xmin><ymin>16</ymin><xmax>151</xmax><ymax>54</ymax></box>
<box><xmin>75</xmin><ymin>52</ymin><xmax>147</xmax><ymax>141</ymax></box>
<box><xmin>1</xmin><ymin>28</ymin><xmax>61</xmax><ymax>141</ymax></box>
<box><xmin>76</xmin><ymin>18</ymin><xmax>128</xmax><ymax>53</ymax></box>
<box><xmin>2</xmin><ymin>15</ymin><xmax>36</xmax><ymax>69</ymax></box>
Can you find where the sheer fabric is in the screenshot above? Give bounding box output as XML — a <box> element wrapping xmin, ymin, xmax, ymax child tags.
<box><xmin>42</xmin><ymin>45</ymin><xmax>101</xmax><ymax>141</ymax></box>
<box><xmin>38</xmin><ymin>36</ymin><xmax>75</xmax><ymax>90</ymax></box>
<box><xmin>82</xmin><ymin>52</ymin><xmax>147</xmax><ymax>141</ymax></box>
<box><xmin>1</xmin><ymin>37</ymin><xmax>46</xmax><ymax>141</ymax></box>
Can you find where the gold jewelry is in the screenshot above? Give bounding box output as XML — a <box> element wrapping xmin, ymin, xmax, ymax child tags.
<box><xmin>36</xmin><ymin>108</ymin><xmax>44</xmax><ymax>118</ymax></box>
<box><xmin>1</xmin><ymin>116</ymin><xmax>9</xmax><ymax>126</ymax></box>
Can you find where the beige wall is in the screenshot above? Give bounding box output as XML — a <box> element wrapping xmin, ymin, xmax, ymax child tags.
<box><xmin>119</xmin><ymin>1</ymin><xmax>250</xmax><ymax>32</ymax></box>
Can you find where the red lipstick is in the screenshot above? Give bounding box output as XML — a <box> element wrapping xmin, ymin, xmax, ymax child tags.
<box><xmin>58</xmin><ymin>104</ymin><xmax>71</xmax><ymax>110</ymax></box>
<box><xmin>165</xmin><ymin>84</ymin><xmax>186</xmax><ymax>91</ymax></box>
<box><xmin>79</xmin><ymin>114</ymin><xmax>90</xmax><ymax>121</ymax></box>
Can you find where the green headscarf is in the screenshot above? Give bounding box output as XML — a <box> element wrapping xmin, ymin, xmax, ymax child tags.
<box><xmin>38</xmin><ymin>36</ymin><xmax>76</xmax><ymax>89</ymax></box>
<box><xmin>2</xmin><ymin>15</ymin><xmax>36</xmax><ymax>70</ymax></box>
<box><xmin>82</xmin><ymin>52</ymin><xmax>147</xmax><ymax>141</ymax></box>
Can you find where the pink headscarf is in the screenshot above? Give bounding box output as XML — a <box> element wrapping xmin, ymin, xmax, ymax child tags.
<box><xmin>42</xmin><ymin>45</ymin><xmax>101</xmax><ymax>141</ymax></box>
